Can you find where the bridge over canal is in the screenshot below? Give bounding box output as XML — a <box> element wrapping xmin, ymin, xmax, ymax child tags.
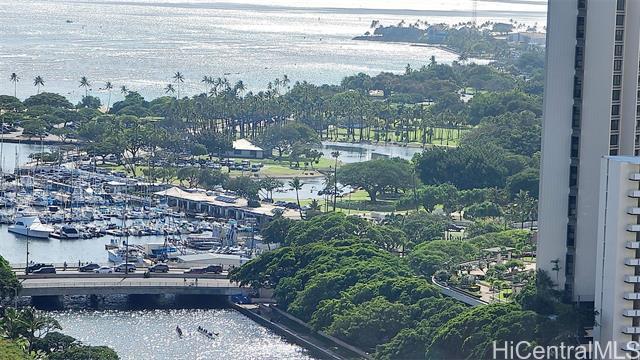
<box><xmin>17</xmin><ymin>274</ymin><xmax>248</xmax><ymax>297</ymax></box>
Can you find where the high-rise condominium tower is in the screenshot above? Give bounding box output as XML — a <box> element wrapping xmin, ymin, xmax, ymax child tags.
<box><xmin>538</xmin><ymin>0</ymin><xmax>640</xmax><ymax>302</ymax></box>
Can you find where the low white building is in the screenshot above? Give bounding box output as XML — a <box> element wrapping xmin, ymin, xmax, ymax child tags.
<box><xmin>595</xmin><ymin>156</ymin><xmax>640</xmax><ymax>352</ymax></box>
<box><xmin>226</xmin><ymin>139</ymin><xmax>265</xmax><ymax>159</ymax></box>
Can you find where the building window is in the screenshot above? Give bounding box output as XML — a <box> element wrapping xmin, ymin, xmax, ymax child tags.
<box><xmin>617</xmin><ymin>15</ymin><xmax>625</xmax><ymax>26</ymax></box>
<box><xmin>611</xmin><ymin>119</ymin><xmax>620</xmax><ymax>131</ymax></box>
<box><xmin>571</xmin><ymin>136</ymin><xmax>580</xmax><ymax>158</ymax></box>
<box><xmin>614</xmin><ymin>75</ymin><xmax>622</xmax><ymax>86</ymax></box>
<box><xmin>616</xmin><ymin>29</ymin><xmax>624</xmax><ymax>41</ymax></box>
<box><xmin>574</xmin><ymin>77</ymin><xmax>583</xmax><ymax>98</ymax></box>
<box><xmin>612</xmin><ymin>105</ymin><xmax>620</xmax><ymax>115</ymax></box>
<box><xmin>611</xmin><ymin>134</ymin><xmax>619</xmax><ymax>145</ymax></box>
<box><xmin>610</xmin><ymin>148</ymin><xmax>619</xmax><ymax>155</ymax></box>
<box><xmin>568</xmin><ymin>195</ymin><xmax>577</xmax><ymax>217</ymax></box>
<box><xmin>614</xmin><ymin>60</ymin><xmax>623</xmax><ymax>72</ymax></box>
<box><xmin>575</xmin><ymin>46</ymin><xmax>584</xmax><ymax>68</ymax></box>
<box><xmin>576</xmin><ymin>16</ymin><xmax>585</xmax><ymax>39</ymax></box>
<box><xmin>565</xmin><ymin>254</ymin><xmax>574</xmax><ymax>276</ymax></box>
<box><xmin>572</xmin><ymin>105</ymin><xmax>581</xmax><ymax>128</ymax></box>
<box><xmin>615</xmin><ymin>45</ymin><xmax>624</xmax><ymax>56</ymax></box>
<box><xmin>613</xmin><ymin>89</ymin><xmax>621</xmax><ymax>100</ymax></box>
<box><xmin>569</xmin><ymin>166</ymin><xmax>578</xmax><ymax>187</ymax></box>
<box><xmin>618</xmin><ymin>0</ymin><xmax>626</xmax><ymax>11</ymax></box>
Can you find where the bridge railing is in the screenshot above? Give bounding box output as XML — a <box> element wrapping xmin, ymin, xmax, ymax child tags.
<box><xmin>21</xmin><ymin>280</ymin><xmax>238</xmax><ymax>289</ymax></box>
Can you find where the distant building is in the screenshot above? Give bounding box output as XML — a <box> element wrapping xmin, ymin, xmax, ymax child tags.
<box><xmin>368</xmin><ymin>89</ymin><xmax>385</xmax><ymax>97</ymax></box>
<box><xmin>506</xmin><ymin>32</ymin><xmax>546</xmax><ymax>46</ymax></box>
<box><xmin>154</xmin><ymin>187</ymin><xmax>301</xmax><ymax>225</ymax></box>
<box><xmin>226</xmin><ymin>139</ymin><xmax>265</xmax><ymax>159</ymax></box>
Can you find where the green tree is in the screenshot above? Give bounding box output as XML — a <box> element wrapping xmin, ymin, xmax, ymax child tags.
<box><xmin>33</xmin><ymin>76</ymin><xmax>44</xmax><ymax>95</ymax></box>
<box><xmin>9</xmin><ymin>73</ymin><xmax>19</xmax><ymax>98</ymax></box>
<box><xmin>79</xmin><ymin>76</ymin><xmax>91</xmax><ymax>98</ymax></box>
<box><xmin>338</xmin><ymin>158</ymin><xmax>412</xmax><ymax>203</ymax></box>
<box><xmin>288</xmin><ymin>177</ymin><xmax>304</xmax><ymax>219</ymax></box>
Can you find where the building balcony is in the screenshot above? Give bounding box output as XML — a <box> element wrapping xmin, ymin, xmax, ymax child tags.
<box><xmin>622</xmin><ymin>327</ymin><xmax>640</xmax><ymax>334</ymax></box>
<box><xmin>624</xmin><ymin>293</ymin><xmax>640</xmax><ymax>300</ymax></box>
<box><xmin>627</xmin><ymin>225</ymin><xmax>640</xmax><ymax>232</ymax></box>
<box><xmin>630</xmin><ymin>173</ymin><xmax>640</xmax><ymax>181</ymax></box>
<box><xmin>625</xmin><ymin>258</ymin><xmax>640</xmax><ymax>266</ymax></box>
<box><xmin>629</xmin><ymin>207</ymin><xmax>640</xmax><ymax>215</ymax></box>
<box><xmin>627</xmin><ymin>242</ymin><xmax>640</xmax><ymax>249</ymax></box>
<box><xmin>629</xmin><ymin>190</ymin><xmax>640</xmax><ymax>198</ymax></box>
<box><xmin>623</xmin><ymin>309</ymin><xmax>640</xmax><ymax>317</ymax></box>
<box><xmin>625</xmin><ymin>276</ymin><xmax>640</xmax><ymax>283</ymax></box>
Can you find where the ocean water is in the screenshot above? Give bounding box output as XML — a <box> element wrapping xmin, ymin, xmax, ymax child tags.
<box><xmin>0</xmin><ymin>0</ymin><xmax>546</xmax><ymax>103</ymax></box>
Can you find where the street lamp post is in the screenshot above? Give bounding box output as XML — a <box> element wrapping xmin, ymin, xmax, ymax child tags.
<box><xmin>25</xmin><ymin>230</ymin><xmax>30</xmax><ymax>275</ymax></box>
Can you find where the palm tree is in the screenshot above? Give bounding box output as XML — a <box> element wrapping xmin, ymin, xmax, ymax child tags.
<box><xmin>33</xmin><ymin>76</ymin><xmax>44</xmax><ymax>94</ymax></box>
<box><xmin>103</xmin><ymin>81</ymin><xmax>114</xmax><ymax>112</ymax></box>
<box><xmin>79</xmin><ymin>76</ymin><xmax>91</xmax><ymax>97</ymax></box>
<box><xmin>173</xmin><ymin>71</ymin><xmax>185</xmax><ymax>98</ymax></box>
<box><xmin>234</xmin><ymin>80</ymin><xmax>245</xmax><ymax>97</ymax></box>
<box><xmin>120</xmin><ymin>85</ymin><xmax>129</xmax><ymax>95</ymax></box>
<box><xmin>331</xmin><ymin>151</ymin><xmax>340</xmax><ymax>211</ymax></box>
<box><xmin>289</xmin><ymin>177</ymin><xmax>304</xmax><ymax>219</ymax></box>
<box><xmin>9</xmin><ymin>73</ymin><xmax>19</xmax><ymax>98</ymax></box>
<box><xmin>164</xmin><ymin>83</ymin><xmax>176</xmax><ymax>96</ymax></box>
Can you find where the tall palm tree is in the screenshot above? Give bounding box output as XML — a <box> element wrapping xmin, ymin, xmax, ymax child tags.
<box><xmin>164</xmin><ymin>83</ymin><xmax>176</xmax><ymax>96</ymax></box>
<box><xmin>173</xmin><ymin>71</ymin><xmax>185</xmax><ymax>98</ymax></box>
<box><xmin>79</xmin><ymin>76</ymin><xmax>91</xmax><ymax>97</ymax></box>
<box><xmin>33</xmin><ymin>76</ymin><xmax>44</xmax><ymax>94</ymax></box>
<box><xmin>120</xmin><ymin>85</ymin><xmax>129</xmax><ymax>95</ymax></box>
<box><xmin>331</xmin><ymin>151</ymin><xmax>340</xmax><ymax>211</ymax></box>
<box><xmin>9</xmin><ymin>73</ymin><xmax>19</xmax><ymax>98</ymax></box>
<box><xmin>289</xmin><ymin>177</ymin><xmax>304</xmax><ymax>219</ymax></box>
<box><xmin>234</xmin><ymin>80</ymin><xmax>245</xmax><ymax>97</ymax></box>
<box><xmin>103</xmin><ymin>81</ymin><xmax>114</xmax><ymax>112</ymax></box>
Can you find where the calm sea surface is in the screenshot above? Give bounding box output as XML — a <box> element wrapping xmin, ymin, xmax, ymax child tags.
<box><xmin>0</xmin><ymin>0</ymin><xmax>545</xmax><ymax>103</ymax></box>
<box><xmin>0</xmin><ymin>1</ymin><xmax>546</xmax><ymax>358</ymax></box>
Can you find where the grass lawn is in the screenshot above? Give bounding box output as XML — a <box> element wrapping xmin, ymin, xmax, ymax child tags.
<box><xmin>327</xmin><ymin>126</ymin><xmax>468</xmax><ymax>147</ymax></box>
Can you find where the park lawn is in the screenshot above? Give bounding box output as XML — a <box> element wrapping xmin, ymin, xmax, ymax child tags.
<box><xmin>327</xmin><ymin>126</ymin><xmax>468</xmax><ymax>147</ymax></box>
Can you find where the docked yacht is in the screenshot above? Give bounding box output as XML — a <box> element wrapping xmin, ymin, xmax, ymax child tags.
<box><xmin>8</xmin><ymin>216</ymin><xmax>54</xmax><ymax>239</ymax></box>
<box><xmin>107</xmin><ymin>245</ymin><xmax>145</xmax><ymax>264</ymax></box>
<box><xmin>50</xmin><ymin>224</ymin><xmax>81</xmax><ymax>239</ymax></box>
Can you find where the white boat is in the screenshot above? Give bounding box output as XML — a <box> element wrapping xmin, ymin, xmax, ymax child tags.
<box><xmin>107</xmin><ymin>246</ymin><xmax>144</xmax><ymax>264</ymax></box>
<box><xmin>50</xmin><ymin>224</ymin><xmax>81</xmax><ymax>239</ymax></box>
<box><xmin>8</xmin><ymin>216</ymin><xmax>54</xmax><ymax>239</ymax></box>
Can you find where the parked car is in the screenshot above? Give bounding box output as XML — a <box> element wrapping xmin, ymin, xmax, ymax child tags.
<box><xmin>94</xmin><ymin>266</ymin><xmax>113</xmax><ymax>274</ymax></box>
<box><xmin>149</xmin><ymin>263</ymin><xmax>169</xmax><ymax>273</ymax></box>
<box><xmin>32</xmin><ymin>266</ymin><xmax>56</xmax><ymax>274</ymax></box>
<box><xmin>79</xmin><ymin>263</ymin><xmax>100</xmax><ymax>272</ymax></box>
<box><xmin>27</xmin><ymin>263</ymin><xmax>53</xmax><ymax>273</ymax></box>
<box><xmin>114</xmin><ymin>263</ymin><xmax>136</xmax><ymax>273</ymax></box>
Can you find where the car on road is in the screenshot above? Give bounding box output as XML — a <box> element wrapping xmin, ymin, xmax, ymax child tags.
<box><xmin>32</xmin><ymin>266</ymin><xmax>56</xmax><ymax>274</ymax></box>
<box><xmin>94</xmin><ymin>266</ymin><xmax>113</xmax><ymax>274</ymax></box>
<box><xmin>79</xmin><ymin>263</ymin><xmax>100</xmax><ymax>272</ymax></box>
<box><xmin>114</xmin><ymin>263</ymin><xmax>136</xmax><ymax>273</ymax></box>
<box><xmin>184</xmin><ymin>265</ymin><xmax>223</xmax><ymax>274</ymax></box>
<box><xmin>27</xmin><ymin>263</ymin><xmax>54</xmax><ymax>273</ymax></box>
<box><xmin>203</xmin><ymin>265</ymin><xmax>223</xmax><ymax>274</ymax></box>
<box><xmin>148</xmin><ymin>263</ymin><xmax>169</xmax><ymax>273</ymax></box>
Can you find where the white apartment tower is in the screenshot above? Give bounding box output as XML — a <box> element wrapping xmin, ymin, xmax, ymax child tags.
<box><xmin>594</xmin><ymin>156</ymin><xmax>640</xmax><ymax>348</ymax></box>
<box><xmin>539</xmin><ymin>0</ymin><xmax>640</xmax><ymax>302</ymax></box>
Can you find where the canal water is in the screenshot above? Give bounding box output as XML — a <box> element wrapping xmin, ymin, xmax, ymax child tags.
<box><xmin>54</xmin><ymin>308</ymin><xmax>313</xmax><ymax>360</ymax></box>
